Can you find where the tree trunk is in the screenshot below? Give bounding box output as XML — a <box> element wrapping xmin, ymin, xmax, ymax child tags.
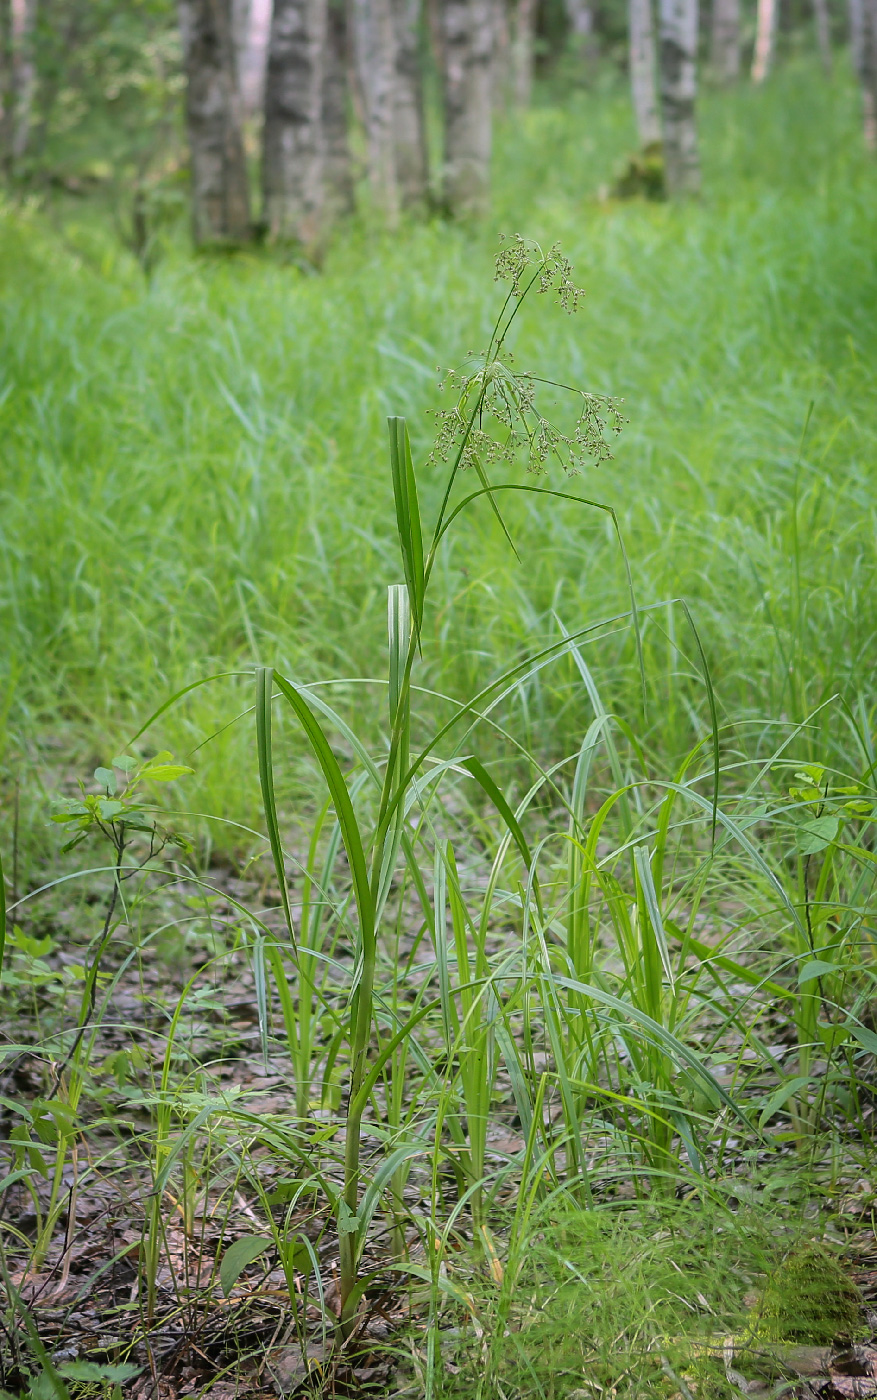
<box><xmin>510</xmin><ymin>0</ymin><xmax>534</xmax><ymax>106</ymax></box>
<box><xmin>0</xmin><ymin>0</ymin><xmax>11</xmax><ymax>176</ymax></box>
<box><xmin>441</xmin><ymin>0</ymin><xmax>493</xmax><ymax>215</ymax></box>
<box><xmin>630</xmin><ymin>0</ymin><xmax>661</xmax><ymax>145</ymax></box>
<box><xmin>491</xmin><ymin>0</ymin><xmax>510</xmax><ymax>106</ymax></box>
<box><xmin>10</xmin><ymin>0</ymin><xmax>35</xmax><ymax>163</ymax></box>
<box><xmin>658</xmin><ymin>0</ymin><xmax>699</xmax><ymax>194</ymax></box>
<box><xmin>262</xmin><ymin>0</ymin><xmax>327</xmax><ymax>243</ymax></box>
<box><xmin>231</xmin><ymin>0</ymin><xmax>251</xmax><ymax>92</ymax></box>
<box><xmin>709</xmin><ymin>0</ymin><xmax>740</xmax><ymax>81</ymax></box>
<box><xmin>751</xmin><ymin>0</ymin><xmax>776</xmax><ymax>81</ymax></box>
<box><xmin>178</xmin><ymin>0</ymin><xmax>252</xmax><ymax>244</ymax></box>
<box><xmin>236</xmin><ymin>0</ymin><xmax>272</xmax><ymax>114</ymax></box>
<box><xmin>323</xmin><ymin>0</ymin><xmax>354</xmax><ymax>216</ymax></box>
<box><xmin>350</xmin><ymin>0</ymin><xmax>399</xmax><ymax>223</ymax></box>
<box><xmin>862</xmin><ymin>0</ymin><xmax>877</xmax><ymax>148</ymax></box>
<box><xmin>565</xmin><ymin>0</ymin><xmax>593</xmax><ymax>40</ymax></box>
<box><xmin>813</xmin><ymin>0</ymin><xmax>832</xmax><ymax>72</ymax></box>
<box><xmin>510</xmin><ymin>0</ymin><xmax>532</xmax><ymax>109</ymax></box>
<box><xmin>850</xmin><ymin>0</ymin><xmax>863</xmax><ymax>73</ymax></box>
<box><xmin>391</xmin><ymin>0</ymin><xmax>428</xmax><ymax>204</ymax></box>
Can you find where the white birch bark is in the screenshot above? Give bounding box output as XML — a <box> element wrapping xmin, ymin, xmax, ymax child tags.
<box><xmin>391</xmin><ymin>0</ymin><xmax>428</xmax><ymax>204</ymax></box>
<box><xmin>236</xmin><ymin>0</ymin><xmax>272</xmax><ymax>114</ymax></box>
<box><xmin>658</xmin><ymin>0</ymin><xmax>700</xmax><ymax>194</ymax></box>
<box><xmin>850</xmin><ymin>0</ymin><xmax>864</xmax><ymax>76</ymax></box>
<box><xmin>350</xmin><ymin>0</ymin><xmax>399</xmax><ymax>223</ymax></box>
<box><xmin>861</xmin><ymin>0</ymin><xmax>877</xmax><ymax>148</ymax></box>
<box><xmin>630</xmin><ymin>0</ymin><xmax>661</xmax><ymax>146</ymax></box>
<box><xmin>751</xmin><ymin>0</ymin><xmax>777</xmax><ymax>82</ymax></box>
<box><xmin>510</xmin><ymin>0</ymin><xmax>534</xmax><ymax>107</ymax></box>
<box><xmin>0</xmin><ymin>0</ymin><xmax>11</xmax><ymax>174</ymax></box>
<box><xmin>565</xmin><ymin>0</ymin><xmax>593</xmax><ymax>38</ymax></box>
<box><xmin>441</xmin><ymin>0</ymin><xmax>493</xmax><ymax>215</ymax></box>
<box><xmin>813</xmin><ymin>0</ymin><xmax>832</xmax><ymax>72</ymax></box>
<box><xmin>491</xmin><ymin>0</ymin><xmax>510</xmax><ymax>108</ymax></box>
<box><xmin>262</xmin><ymin>0</ymin><xmax>327</xmax><ymax>243</ymax></box>
<box><xmin>709</xmin><ymin>0</ymin><xmax>740</xmax><ymax>82</ymax></box>
<box><xmin>10</xmin><ymin>0</ymin><xmax>35</xmax><ymax>162</ymax></box>
<box><xmin>323</xmin><ymin>0</ymin><xmax>354</xmax><ymax>217</ymax></box>
<box><xmin>231</xmin><ymin>0</ymin><xmax>251</xmax><ymax>91</ymax></box>
<box><xmin>178</xmin><ymin>0</ymin><xmax>252</xmax><ymax>244</ymax></box>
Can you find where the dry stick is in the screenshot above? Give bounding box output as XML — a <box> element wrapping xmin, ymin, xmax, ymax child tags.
<box><xmin>48</xmin><ymin>826</ymin><xmax>126</xmax><ymax>1098</ymax></box>
<box><xmin>50</xmin><ymin>1147</ymin><xmax>78</xmax><ymax>1298</ymax></box>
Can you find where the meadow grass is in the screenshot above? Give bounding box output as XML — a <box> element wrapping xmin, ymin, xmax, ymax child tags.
<box><xmin>1</xmin><ymin>60</ymin><xmax>875</xmax><ymax>866</ymax></box>
<box><xmin>1</xmin><ymin>58</ymin><xmax>877</xmax><ymax>1399</ymax></box>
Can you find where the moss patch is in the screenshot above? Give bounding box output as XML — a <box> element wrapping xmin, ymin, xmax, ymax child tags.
<box><xmin>753</xmin><ymin>1244</ymin><xmax>865</xmax><ymax>1346</ymax></box>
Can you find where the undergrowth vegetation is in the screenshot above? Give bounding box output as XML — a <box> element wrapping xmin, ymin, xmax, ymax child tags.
<box><xmin>1</xmin><ymin>60</ymin><xmax>877</xmax><ymax>1400</ymax></box>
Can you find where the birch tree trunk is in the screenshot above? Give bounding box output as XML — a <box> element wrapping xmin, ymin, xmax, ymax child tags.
<box><xmin>709</xmin><ymin>0</ymin><xmax>740</xmax><ymax>81</ymax></box>
<box><xmin>510</xmin><ymin>0</ymin><xmax>534</xmax><ymax>106</ymax></box>
<box><xmin>813</xmin><ymin>0</ymin><xmax>832</xmax><ymax>72</ymax></box>
<box><xmin>10</xmin><ymin>0</ymin><xmax>35</xmax><ymax>163</ymax></box>
<box><xmin>350</xmin><ymin>0</ymin><xmax>399</xmax><ymax>223</ymax></box>
<box><xmin>391</xmin><ymin>0</ymin><xmax>428</xmax><ymax>204</ymax></box>
<box><xmin>751</xmin><ymin>0</ymin><xmax>776</xmax><ymax>81</ymax></box>
<box><xmin>0</xmin><ymin>0</ymin><xmax>11</xmax><ymax>175</ymax></box>
<box><xmin>231</xmin><ymin>0</ymin><xmax>251</xmax><ymax>92</ymax></box>
<box><xmin>178</xmin><ymin>0</ymin><xmax>252</xmax><ymax>244</ymax></box>
<box><xmin>323</xmin><ymin>0</ymin><xmax>354</xmax><ymax>217</ymax></box>
<box><xmin>861</xmin><ymin>0</ymin><xmax>877</xmax><ymax>148</ymax></box>
<box><xmin>658</xmin><ymin>0</ymin><xmax>700</xmax><ymax>194</ymax></box>
<box><xmin>630</xmin><ymin>0</ymin><xmax>661</xmax><ymax>145</ymax></box>
<box><xmin>262</xmin><ymin>0</ymin><xmax>327</xmax><ymax>243</ymax></box>
<box><xmin>850</xmin><ymin>0</ymin><xmax>863</xmax><ymax>72</ymax></box>
<box><xmin>236</xmin><ymin>0</ymin><xmax>272</xmax><ymax>114</ymax></box>
<box><xmin>441</xmin><ymin>0</ymin><xmax>493</xmax><ymax>215</ymax></box>
<box><xmin>492</xmin><ymin>0</ymin><xmax>510</xmax><ymax>107</ymax></box>
<box><xmin>565</xmin><ymin>0</ymin><xmax>594</xmax><ymax>41</ymax></box>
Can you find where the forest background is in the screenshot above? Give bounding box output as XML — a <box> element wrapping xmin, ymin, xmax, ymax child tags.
<box><xmin>1</xmin><ymin>0</ymin><xmax>877</xmax><ymax>1397</ymax></box>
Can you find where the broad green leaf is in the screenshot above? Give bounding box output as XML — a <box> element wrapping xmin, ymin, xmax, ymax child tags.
<box><xmin>847</xmin><ymin>1022</ymin><xmax>877</xmax><ymax>1055</ymax></box>
<box><xmin>757</xmin><ymin>1076</ymin><xmax>812</xmax><ymax>1129</ymax></box>
<box><xmin>797</xmin><ymin>959</ymin><xmax>841</xmax><ymax>985</ymax></box>
<box><xmin>388</xmin><ymin>416</ymin><xmax>424</xmax><ymax>636</ymax></box>
<box><xmin>220</xmin><ymin>1234</ymin><xmax>272</xmax><ymax>1297</ymax></box>
<box><xmin>0</xmin><ymin>848</ymin><xmax>5</xmax><ymax>987</ymax></box>
<box><xmin>59</xmin><ymin>1363</ymin><xmax>141</xmax><ymax>1383</ymax></box>
<box><xmin>634</xmin><ymin>844</ymin><xmax>674</xmax><ymax>987</ymax></box>
<box><xmin>817</xmin><ymin>1021</ymin><xmax>850</xmax><ymax>1051</ymax></box>
<box><xmin>796</xmin><ymin>814</ymin><xmax>840</xmax><ymax>854</ymax></box>
<box><xmin>141</xmin><ymin>764</ymin><xmax>193</xmax><ymax>783</ymax></box>
<box><xmin>337</xmin><ymin>1198</ymin><xmax>360</xmax><ymax>1235</ymax></box>
<box><xmin>279</xmin><ymin>1237</ymin><xmax>313</xmax><ymax>1275</ymax></box>
<box><xmin>271</xmin><ymin>671</ymin><xmax>374</xmax><ymax>959</ymax></box>
<box><xmin>462</xmin><ymin>755</ymin><xmax>536</xmax><ymax>893</ymax></box>
<box><xmin>255</xmin><ymin>669</ymin><xmax>297</xmax><ymax>952</ymax></box>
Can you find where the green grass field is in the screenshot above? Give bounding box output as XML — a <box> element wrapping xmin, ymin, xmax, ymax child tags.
<box><xmin>2</xmin><ymin>62</ymin><xmax>875</xmax><ymax>856</ymax></box>
<box><xmin>2</xmin><ymin>59</ymin><xmax>877</xmax><ymax>1399</ymax></box>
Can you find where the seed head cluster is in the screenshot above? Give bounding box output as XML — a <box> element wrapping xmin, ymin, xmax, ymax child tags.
<box><xmin>429</xmin><ymin>237</ymin><xmax>625</xmax><ymax>476</ymax></box>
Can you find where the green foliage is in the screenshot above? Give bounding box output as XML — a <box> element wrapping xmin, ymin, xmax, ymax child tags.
<box><xmin>19</xmin><ymin>0</ymin><xmax>181</xmax><ymax>180</ymax></box>
<box><xmin>50</xmin><ymin>752</ymin><xmax>193</xmax><ymax>854</ymax></box>
<box><xmin>752</xmin><ymin>1243</ymin><xmax>865</xmax><ymax>1345</ymax></box>
<box><xmin>2</xmin><ymin>62</ymin><xmax>877</xmax><ymax>1398</ymax></box>
<box><xmin>435</xmin><ymin>1200</ymin><xmax>781</xmax><ymax>1399</ymax></box>
<box><xmin>611</xmin><ymin>142</ymin><xmax>666</xmax><ymax>200</ymax></box>
<box><xmin>1</xmin><ymin>66</ymin><xmax>875</xmax><ymax>857</ymax></box>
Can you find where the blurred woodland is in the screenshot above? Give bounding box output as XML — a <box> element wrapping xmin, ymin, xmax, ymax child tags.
<box><xmin>0</xmin><ymin>0</ymin><xmax>874</xmax><ymax>248</ymax></box>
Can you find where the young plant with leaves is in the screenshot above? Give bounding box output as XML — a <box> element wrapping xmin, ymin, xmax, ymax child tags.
<box><xmin>255</xmin><ymin>238</ymin><xmax>649</xmax><ymax>1337</ymax></box>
